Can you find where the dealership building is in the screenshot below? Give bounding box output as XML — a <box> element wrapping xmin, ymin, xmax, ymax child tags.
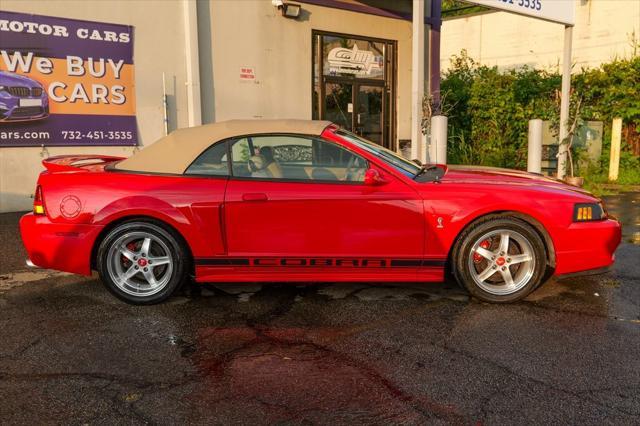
<box><xmin>0</xmin><ymin>0</ymin><xmax>444</xmax><ymax>212</ymax></box>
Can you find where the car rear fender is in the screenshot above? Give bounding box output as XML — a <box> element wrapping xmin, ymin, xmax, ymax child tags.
<box><xmin>92</xmin><ymin>196</ymin><xmax>206</xmax><ymax>260</ymax></box>
<box><xmin>93</xmin><ymin>195</ymin><xmax>197</xmax><ymax>238</ymax></box>
<box><xmin>93</xmin><ymin>196</ymin><xmax>189</xmax><ymax>228</ymax></box>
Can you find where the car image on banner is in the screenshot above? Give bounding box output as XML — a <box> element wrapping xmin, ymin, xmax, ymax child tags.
<box><xmin>19</xmin><ymin>120</ymin><xmax>622</xmax><ymax>305</ymax></box>
<box><xmin>0</xmin><ymin>71</ymin><xmax>50</xmax><ymax>122</ymax></box>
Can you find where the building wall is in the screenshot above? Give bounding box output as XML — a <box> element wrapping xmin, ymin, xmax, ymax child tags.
<box><xmin>1</xmin><ymin>0</ymin><xmax>192</xmax><ymax>212</ymax></box>
<box><xmin>202</xmin><ymin>0</ymin><xmax>413</xmax><ymax>137</ymax></box>
<box><xmin>440</xmin><ymin>0</ymin><xmax>640</xmax><ymax>71</ymax></box>
<box><xmin>1</xmin><ymin>0</ymin><xmax>416</xmax><ymax>213</ymax></box>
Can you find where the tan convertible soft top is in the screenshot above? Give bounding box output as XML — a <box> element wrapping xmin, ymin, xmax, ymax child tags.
<box><xmin>115</xmin><ymin>119</ymin><xmax>332</xmax><ymax>174</ymax></box>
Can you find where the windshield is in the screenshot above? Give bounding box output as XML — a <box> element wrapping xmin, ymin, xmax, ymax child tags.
<box><xmin>335</xmin><ymin>130</ymin><xmax>421</xmax><ymax>177</ymax></box>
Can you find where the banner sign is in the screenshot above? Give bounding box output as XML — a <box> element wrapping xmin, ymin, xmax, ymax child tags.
<box><xmin>0</xmin><ymin>11</ymin><xmax>137</xmax><ymax>147</ymax></box>
<box><xmin>465</xmin><ymin>0</ymin><xmax>575</xmax><ymax>26</ymax></box>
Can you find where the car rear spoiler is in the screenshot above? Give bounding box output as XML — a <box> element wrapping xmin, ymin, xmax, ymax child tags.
<box><xmin>42</xmin><ymin>155</ymin><xmax>126</xmax><ymax>172</ymax></box>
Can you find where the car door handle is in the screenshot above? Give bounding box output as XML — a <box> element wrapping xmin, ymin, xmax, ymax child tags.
<box><xmin>242</xmin><ymin>193</ymin><xmax>268</xmax><ymax>202</ymax></box>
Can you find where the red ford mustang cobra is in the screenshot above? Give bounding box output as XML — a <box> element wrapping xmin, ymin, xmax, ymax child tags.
<box><xmin>20</xmin><ymin>120</ymin><xmax>621</xmax><ymax>304</ymax></box>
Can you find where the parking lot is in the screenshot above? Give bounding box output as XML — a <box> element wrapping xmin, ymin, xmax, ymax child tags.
<box><xmin>1</xmin><ymin>192</ymin><xmax>638</xmax><ymax>424</ymax></box>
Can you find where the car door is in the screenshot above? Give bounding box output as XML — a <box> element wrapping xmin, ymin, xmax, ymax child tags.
<box><xmin>222</xmin><ymin>134</ymin><xmax>425</xmax><ymax>276</ymax></box>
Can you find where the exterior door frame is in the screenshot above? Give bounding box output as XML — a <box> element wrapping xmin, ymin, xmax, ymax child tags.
<box><xmin>312</xmin><ymin>30</ymin><xmax>397</xmax><ymax>151</ymax></box>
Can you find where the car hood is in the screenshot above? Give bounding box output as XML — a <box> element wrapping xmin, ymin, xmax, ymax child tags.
<box><xmin>439</xmin><ymin>165</ymin><xmax>594</xmax><ymax>197</ymax></box>
<box><xmin>0</xmin><ymin>71</ymin><xmax>42</xmax><ymax>88</ymax></box>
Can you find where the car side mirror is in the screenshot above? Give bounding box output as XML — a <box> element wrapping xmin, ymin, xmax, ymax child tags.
<box><xmin>364</xmin><ymin>168</ymin><xmax>388</xmax><ymax>186</ymax></box>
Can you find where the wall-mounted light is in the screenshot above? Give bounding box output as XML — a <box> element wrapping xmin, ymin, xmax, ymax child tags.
<box><xmin>271</xmin><ymin>0</ymin><xmax>302</xmax><ymax>19</ymax></box>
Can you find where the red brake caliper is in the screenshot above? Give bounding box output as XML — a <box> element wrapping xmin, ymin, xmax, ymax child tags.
<box><xmin>473</xmin><ymin>239</ymin><xmax>491</xmax><ymax>263</ymax></box>
<box><xmin>122</xmin><ymin>242</ymin><xmax>137</xmax><ymax>264</ymax></box>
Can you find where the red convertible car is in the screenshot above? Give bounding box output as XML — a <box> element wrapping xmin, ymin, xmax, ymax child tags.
<box><xmin>20</xmin><ymin>120</ymin><xmax>621</xmax><ymax>304</ymax></box>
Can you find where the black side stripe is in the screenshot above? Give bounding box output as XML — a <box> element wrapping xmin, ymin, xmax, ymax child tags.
<box><xmin>195</xmin><ymin>258</ymin><xmax>250</xmax><ymax>266</ymax></box>
<box><xmin>390</xmin><ymin>259</ymin><xmax>446</xmax><ymax>267</ymax></box>
<box><xmin>194</xmin><ymin>258</ymin><xmax>446</xmax><ymax>267</ymax></box>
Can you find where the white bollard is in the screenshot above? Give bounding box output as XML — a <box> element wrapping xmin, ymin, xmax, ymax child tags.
<box><xmin>527</xmin><ymin>119</ymin><xmax>543</xmax><ymax>173</ymax></box>
<box><xmin>609</xmin><ymin>117</ymin><xmax>622</xmax><ymax>181</ymax></box>
<box><xmin>430</xmin><ymin>115</ymin><xmax>448</xmax><ymax>164</ymax></box>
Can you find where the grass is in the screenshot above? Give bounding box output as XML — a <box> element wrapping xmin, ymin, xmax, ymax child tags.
<box><xmin>580</xmin><ymin>165</ymin><xmax>640</xmax><ymax>197</ymax></box>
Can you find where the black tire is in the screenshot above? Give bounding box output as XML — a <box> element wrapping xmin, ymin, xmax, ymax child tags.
<box><xmin>96</xmin><ymin>220</ymin><xmax>189</xmax><ymax>305</ymax></box>
<box><xmin>452</xmin><ymin>216</ymin><xmax>547</xmax><ymax>303</ymax></box>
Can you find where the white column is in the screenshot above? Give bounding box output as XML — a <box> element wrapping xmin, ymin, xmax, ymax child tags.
<box><xmin>557</xmin><ymin>25</ymin><xmax>573</xmax><ymax>179</ymax></box>
<box><xmin>183</xmin><ymin>0</ymin><xmax>202</xmax><ymax>127</ymax></box>
<box><xmin>430</xmin><ymin>115</ymin><xmax>448</xmax><ymax>164</ymax></box>
<box><xmin>527</xmin><ymin>119</ymin><xmax>543</xmax><ymax>173</ymax></box>
<box><xmin>411</xmin><ymin>0</ymin><xmax>426</xmax><ymax>161</ymax></box>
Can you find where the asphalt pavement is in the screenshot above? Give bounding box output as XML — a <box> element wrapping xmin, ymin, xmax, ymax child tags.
<box><xmin>0</xmin><ymin>192</ymin><xmax>638</xmax><ymax>425</ymax></box>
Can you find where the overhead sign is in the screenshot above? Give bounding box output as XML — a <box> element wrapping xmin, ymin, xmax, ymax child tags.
<box><xmin>464</xmin><ymin>0</ymin><xmax>575</xmax><ymax>25</ymax></box>
<box><xmin>0</xmin><ymin>11</ymin><xmax>137</xmax><ymax>147</ymax></box>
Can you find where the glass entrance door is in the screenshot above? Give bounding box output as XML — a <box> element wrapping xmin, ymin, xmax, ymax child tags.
<box><xmin>323</xmin><ymin>82</ymin><xmax>384</xmax><ymax>145</ymax></box>
<box><xmin>355</xmin><ymin>85</ymin><xmax>383</xmax><ymax>145</ymax></box>
<box><xmin>313</xmin><ymin>31</ymin><xmax>396</xmax><ymax>149</ymax></box>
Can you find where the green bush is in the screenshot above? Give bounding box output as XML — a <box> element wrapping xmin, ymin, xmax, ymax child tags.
<box><xmin>441</xmin><ymin>50</ymin><xmax>640</xmax><ymax>184</ymax></box>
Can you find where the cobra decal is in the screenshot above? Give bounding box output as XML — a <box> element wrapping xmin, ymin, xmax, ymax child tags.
<box><xmin>195</xmin><ymin>257</ymin><xmax>446</xmax><ymax>268</ymax></box>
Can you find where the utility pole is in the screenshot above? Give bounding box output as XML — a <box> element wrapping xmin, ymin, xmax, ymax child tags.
<box><xmin>557</xmin><ymin>25</ymin><xmax>573</xmax><ymax>180</ymax></box>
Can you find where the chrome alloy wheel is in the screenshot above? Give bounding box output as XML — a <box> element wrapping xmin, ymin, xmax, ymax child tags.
<box><xmin>467</xmin><ymin>229</ymin><xmax>535</xmax><ymax>296</ymax></box>
<box><xmin>106</xmin><ymin>231</ymin><xmax>174</xmax><ymax>297</ymax></box>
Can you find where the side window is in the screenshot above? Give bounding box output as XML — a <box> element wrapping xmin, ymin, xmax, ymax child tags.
<box><xmin>229</xmin><ymin>135</ymin><xmax>367</xmax><ymax>182</ymax></box>
<box><xmin>184</xmin><ymin>141</ymin><xmax>229</xmax><ymax>176</ymax></box>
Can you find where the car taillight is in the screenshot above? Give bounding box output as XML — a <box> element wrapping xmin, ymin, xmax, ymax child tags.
<box><xmin>33</xmin><ymin>185</ymin><xmax>45</xmax><ymax>215</ymax></box>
